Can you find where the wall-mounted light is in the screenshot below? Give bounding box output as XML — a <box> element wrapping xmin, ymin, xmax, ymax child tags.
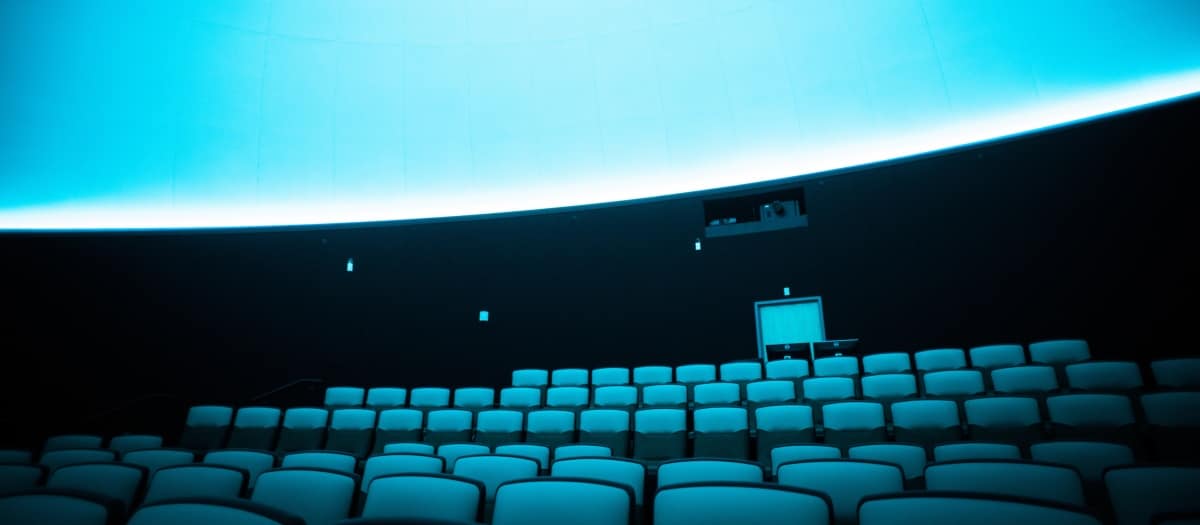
<box><xmin>694</xmin><ymin>238</ymin><xmax>702</xmax><ymax>251</ymax></box>
<box><xmin>783</xmin><ymin>287</ymin><xmax>790</xmax><ymax>296</ymax></box>
<box><xmin>479</xmin><ymin>310</ymin><xmax>489</xmax><ymax>322</ymax></box>
<box><xmin>346</xmin><ymin>258</ymin><xmax>354</xmax><ymax>272</ymax></box>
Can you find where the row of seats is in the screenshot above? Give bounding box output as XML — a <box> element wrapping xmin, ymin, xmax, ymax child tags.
<box><xmin>508</xmin><ymin>340</ymin><xmax>1098</xmax><ymax>388</ymax></box>
<box><xmin>314</xmin><ymin>356</ymin><xmax>1200</xmax><ymax>411</ymax></box>
<box><xmin>0</xmin><ymin>438</ymin><xmax>1172</xmax><ymax>495</ymax></box>
<box><xmin>11</xmin><ymin>483</ymin><xmax>1197</xmax><ymax>525</ymax></box>
<box><xmin>160</xmin><ymin>391</ymin><xmax>1200</xmax><ymax>463</ymax></box>
<box><xmin>497</xmin><ymin>347</ymin><xmax>1198</xmax><ymax>389</ymax></box>
<box><xmin>324</xmin><ymin>361</ymin><xmax>1184</xmax><ymax>413</ymax></box>
<box><xmin>4</xmin><ymin>450</ymin><xmax>1197</xmax><ymax>525</ymax></box>
<box><xmin>0</xmin><ymin>439</ymin><xmax>1158</xmax><ymax>493</ymax></box>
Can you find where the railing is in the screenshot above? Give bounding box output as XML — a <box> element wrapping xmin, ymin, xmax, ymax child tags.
<box><xmin>247</xmin><ymin>377</ymin><xmax>326</xmax><ymax>406</ymax></box>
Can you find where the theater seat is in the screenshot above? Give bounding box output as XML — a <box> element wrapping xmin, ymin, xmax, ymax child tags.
<box><xmin>653</xmin><ymin>482</ymin><xmax>831</xmax><ymax>525</ymax></box>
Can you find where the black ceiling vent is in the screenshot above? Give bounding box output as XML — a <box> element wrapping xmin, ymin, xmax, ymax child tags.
<box><xmin>702</xmin><ymin>186</ymin><xmax>807</xmax><ymax>238</ymax></box>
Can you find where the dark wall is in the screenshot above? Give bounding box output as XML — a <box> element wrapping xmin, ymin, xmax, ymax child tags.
<box><xmin>1</xmin><ymin>96</ymin><xmax>1194</xmax><ymax>445</ymax></box>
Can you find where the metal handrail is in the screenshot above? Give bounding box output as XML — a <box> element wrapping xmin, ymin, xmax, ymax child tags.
<box><xmin>247</xmin><ymin>377</ymin><xmax>325</xmax><ymax>404</ymax></box>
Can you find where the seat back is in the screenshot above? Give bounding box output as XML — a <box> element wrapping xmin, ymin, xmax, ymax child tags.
<box><xmin>493</xmin><ymin>478</ymin><xmax>634</xmax><ymax>525</ymax></box>
<box><xmin>932</xmin><ymin>443</ymin><xmax>1022</xmax><ymax>462</ymax></box>
<box><xmin>180</xmin><ymin>405</ymin><xmax>234</xmax><ymax>450</ymax></box>
<box><xmin>545</xmin><ymin>387</ymin><xmax>589</xmax><ymax>410</ymax></box>
<box><xmin>360</xmin><ymin>473</ymin><xmax>484</xmax><ymax>522</ymax></box>
<box><xmin>964</xmin><ymin>396</ymin><xmax>1041</xmax><ymax>428</ymax></box>
<box><xmin>675</xmin><ymin>364</ymin><xmax>717</xmax><ymax>384</ymax></box>
<box><xmin>552</xmin><ymin>457</ymin><xmax>646</xmax><ymax>505</ymax></box>
<box><xmin>0</xmin><ymin>450</ymin><xmax>33</xmax><ymax>464</ymax></box>
<box><xmin>46</xmin><ymin>462</ymin><xmax>147</xmax><ymax>509</ymax></box>
<box><xmin>656</xmin><ymin>459</ymin><xmax>763</xmax><ymax>489</ymax></box>
<box><xmin>1105</xmin><ymin>466</ymin><xmax>1200</xmax><ymax>525</ymax></box>
<box><xmin>632</xmin><ymin>366</ymin><xmax>673</xmax><ymax>386</ymax></box>
<box><xmin>1065</xmin><ymin>362</ymin><xmax>1144</xmax><ymax>391</ymax></box>
<box><xmin>280</xmin><ymin>451</ymin><xmax>356</xmax><ymax>473</ymax></box>
<box><xmin>847</xmin><ymin>443</ymin><xmax>929</xmax><ymax>482</ymax></box>
<box><xmin>922</xmin><ymin>370</ymin><xmax>985</xmax><ymax>397</ymax></box>
<box><xmin>693</xmin><ymin>382</ymin><xmax>740</xmax><ymax>406</ymax></box>
<box><xmin>121</xmin><ymin>448</ymin><xmax>195</xmax><ymax>476</ymax></box>
<box><xmin>44</xmin><ymin>435</ymin><xmax>104</xmax><ymax>453</ymax></box>
<box><xmin>770</xmin><ymin>445</ymin><xmax>841</xmax><ymax>476</ymax></box>
<box><xmin>693</xmin><ymin>407</ymin><xmax>750</xmax><ymax>459</ymax></box>
<box><xmin>822</xmin><ymin>402</ymin><xmax>885</xmax><ymax>431</ymax></box>
<box><xmin>227</xmin><ymin>407</ymin><xmax>283</xmax><ymax>450</ymax></box>
<box><xmin>861</xmin><ymin>374</ymin><xmax>918</xmax><ymax>400</ymax></box>
<box><xmin>326</xmin><ymin>409</ymin><xmax>376</xmax><ymax>457</ymax></box>
<box><xmin>914</xmin><ymin>349</ymin><xmax>967</xmax><ymax>372</ymax></box>
<box><xmin>203</xmin><ymin>449</ymin><xmax>276</xmax><ymax>489</ymax></box>
<box><xmin>1142</xmin><ymin>392</ymin><xmax>1200</xmax><ymax>427</ymax></box>
<box><xmin>424</xmin><ymin>409</ymin><xmax>473</xmax><ymax>445</ymax></box>
<box><xmin>142</xmin><ymin>464</ymin><xmax>247</xmax><ymax>504</ymax></box>
<box><xmin>1150</xmin><ymin>359</ymin><xmax>1200</xmax><ymax>389</ymax></box>
<box><xmin>776</xmin><ymin>459</ymin><xmax>903</xmax><ymax>525</ymax></box>
<box><xmin>765</xmin><ymin>359</ymin><xmax>810</xmax><ymax>381</ymax></box>
<box><xmin>475</xmin><ymin>410</ymin><xmax>525</xmax><ymax>445</ymax></box>
<box><xmin>0</xmin><ymin>489</ymin><xmax>127</xmax><ymax>525</ymax></box>
<box><xmin>891</xmin><ymin>400</ymin><xmax>960</xmax><ymax>432</ymax></box>
<box><xmin>859</xmin><ymin>492</ymin><xmax>1101</xmax><ymax>525</ymax></box>
<box><xmin>409</xmin><ymin>388</ymin><xmax>452</xmax><ymax>409</ymax></box>
<box><xmin>924</xmin><ymin>460</ymin><xmax>1086</xmax><ymax>506</ymax></box>
<box><xmin>862</xmin><ymin>353</ymin><xmax>912</xmax><ymax>375</ymax></box>
<box><xmin>451</xmin><ymin>454</ymin><xmax>540</xmax><ymax>502</ymax></box>
<box><xmin>494</xmin><ymin>444</ymin><xmax>551</xmax><ymax>470</ymax></box>
<box><xmin>554</xmin><ymin>444</ymin><xmax>613</xmax><ymax>461</ymax></box>
<box><xmin>968</xmin><ymin>344</ymin><xmax>1027</xmax><ymax>370</ymax></box>
<box><xmin>108</xmin><ymin>435</ymin><xmax>162</xmax><ymax>457</ymax></box>
<box><xmin>633</xmin><ymin>409</ymin><xmax>687</xmax><ymax>460</ymax></box>
<box><xmin>1046</xmin><ymin>394</ymin><xmax>1136</xmax><ymax>428</ymax></box>
<box><xmin>802</xmin><ymin>377</ymin><xmax>855</xmax><ymax>403</ymax></box>
<box><xmin>365</xmin><ymin>387</ymin><xmax>407</xmax><ymax>410</ymax></box>
<box><xmin>1028</xmin><ymin>339</ymin><xmax>1090</xmax><ymax>365</ymax></box>
<box><xmin>745</xmin><ymin>380</ymin><xmax>797</xmax><ymax>404</ymax></box>
<box><xmin>814</xmin><ymin>357</ymin><xmax>860</xmax><ymax>378</ymax></box>
<box><xmin>551</xmin><ymin>368</ymin><xmax>590</xmax><ymax>387</ymax></box>
<box><xmin>578</xmin><ymin>409</ymin><xmax>632</xmax><ymax>456</ymax></box>
<box><xmin>499</xmin><ymin>387</ymin><xmax>543</xmax><ymax>410</ymax></box>
<box><xmin>592</xmin><ymin>367</ymin><xmax>631</xmax><ymax>387</ymax></box>
<box><xmin>991</xmin><ymin>366</ymin><xmax>1060</xmax><ymax>394</ymax></box>
<box><xmin>720</xmin><ymin>362</ymin><xmax>764</xmax><ymax>383</ymax></box>
<box><xmin>435</xmin><ymin>443</ymin><xmax>490</xmax><ymax>470</ymax></box>
<box><xmin>453</xmin><ymin>387</ymin><xmax>496</xmax><ymax>410</ymax></box>
<box><xmin>361</xmin><ymin>453</ymin><xmax>445</xmax><ymax>493</ymax></box>
<box><xmin>39</xmin><ymin>449</ymin><xmax>118</xmax><ymax>471</ymax></box>
<box><xmin>512</xmin><ymin>369</ymin><xmax>549</xmax><ymax>388</ymax></box>
<box><xmin>525</xmin><ymin>410</ymin><xmax>576</xmax><ymax>446</ymax></box>
<box><xmin>1029</xmin><ymin>441</ymin><xmax>1134</xmax><ymax>483</ymax></box>
<box><xmin>653</xmin><ymin>482</ymin><xmax>832</xmax><ymax>525</ymax></box>
<box><xmin>592</xmin><ymin>386</ymin><xmax>637</xmax><ymax>409</ymax></box>
<box><xmin>381</xmin><ymin>442</ymin><xmax>435</xmax><ymax>455</ymax></box>
<box><xmin>641</xmin><ymin>384</ymin><xmax>687</xmax><ymax>408</ymax></box>
<box><xmin>127</xmin><ymin>498</ymin><xmax>303</xmax><ymax>525</ymax></box>
<box><xmin>323</xmin><ymin>387</ymin><xmax>365</xmax><ymax>409</ymax></box>
<box><xmin>276</xmin><ymin>408</ymin><xmax>330</xmax><ymax>452</ymax></box>
<box><xmin>251</xmin><ymin>467</ymin><xmax>359</xmax><ymax>525</ymax></box>
<box><xmin>0</xmin><ymin>464</ymin><xmax>47</xmax><ymax>493</ymax></box>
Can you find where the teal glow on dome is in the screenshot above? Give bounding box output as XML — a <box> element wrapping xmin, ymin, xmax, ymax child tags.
<box><xmin>2</xmin><ymin>0</ymin><xmax>1199</xmax><ymax>230</ymax></box>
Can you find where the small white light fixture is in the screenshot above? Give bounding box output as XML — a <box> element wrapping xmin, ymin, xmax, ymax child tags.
<box><xmin>479</xmin><ymin>310</ymin><xmax>489</xmax><ymax>322</ymax></box>
<box><xmin>346</xmin><ymin>258</ymin><xmax>354</xmax><ymax>272</ymax></box>
<box><xmin>694</xmin><ymin>238</ymin><xmax>702</xmax><ymax>251</ymax></box>
<box><xmin>783</xmin><ymin>287</ymin><xmax>790</xmax><ymax>296</ymax></box>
